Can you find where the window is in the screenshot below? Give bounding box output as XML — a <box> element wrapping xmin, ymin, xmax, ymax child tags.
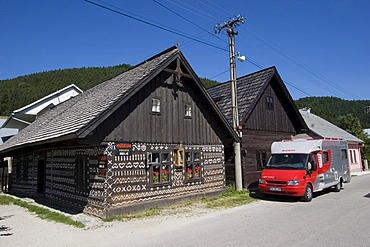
<box><xmin>185</xmin><ymin>152</ymin><xmax>201</xmax><ymax>181</ymax></box>
<box><xmin>323</xmin><ymin>151</ymin><xmax>329</xmax><ymax>163</ymax></box>
<box><xmin>151</xmin><ymin>98</ymin><xmax>161</xmax><ymax>113</ymax></box>
<box><xmin>349</xmin><ymin>149</ymin><xmax>358</xmax><ymax>164</ymax></box>
<box><xmin>76</xmin><ymin>156</ymin><xmax>89</xmax><ymax>191</ymax></box>
<box><xmin>256</xmin><ymin>150</ymin><xmax>267</xmax><ymax>170</ymax></box>
<box><xmin>341</xmin><ymin>149</ymin><xmax>348</xmax><ymax>160</ymax></box>
<box><xmin>308</xmin><ymin>154</ymin><xmax>317</xmax><ymax>171</ymax></box>
<box><xmin>16</xmin><ymin>159</ymin><xmax>28</xmax><ymax>181</ymax></box>
<box><xmin>185</xmin><ymin>104</ymin><xmax>192</xmax><ymax>118</ymax></box>
<box><xmin>266</xmin><ymin>96</ymin><xmax>274</xmax><ymax>110</ymax></box>
<box><xmin>148</xmin><ymin>152</ymin><xmax>170</xmax><ymax>185</ymax></box>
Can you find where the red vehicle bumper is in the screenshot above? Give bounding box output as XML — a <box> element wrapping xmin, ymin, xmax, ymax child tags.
<box><xmin>259</xmin><ymin>184</ymin><xmax>306</xmax><ymax>197</ymax></box>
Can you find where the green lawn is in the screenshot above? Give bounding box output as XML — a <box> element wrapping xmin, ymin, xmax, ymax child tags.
<box><xmin>0</xmin><ymin>195</ymin><xmax>85</xmax><ymax>228</ymax></box>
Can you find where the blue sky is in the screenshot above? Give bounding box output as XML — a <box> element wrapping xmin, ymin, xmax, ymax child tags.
<box><xmin>1</xmin><ymin>0</ymin><xmax>369</xmax><ymax>100</ymax></box>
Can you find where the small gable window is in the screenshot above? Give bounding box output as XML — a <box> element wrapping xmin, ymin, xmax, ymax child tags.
<box><xmin>185</xmin><ymin>104</ymin><xmax>192</xmax><ymax>118</ymax></box>
<box><xmin>151</xmin><ymin>98</ymin><xmax>161</xmax><ymax>113</ymax></box>
<box><xmin>266</xmin><ymin>96</ymin><xmax>274</xmax><ymax>110</ymax></box>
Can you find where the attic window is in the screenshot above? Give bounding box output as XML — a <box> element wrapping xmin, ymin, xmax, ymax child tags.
<box><xmin>151</xmin><ymin>98</ymin><xmax>161</xmax><ymax>113</ymax></box>
<box><xmin>185</xmin><ymin>104</ymin><xmax>192</xmax><ymax>118</ymax></box>
<box><xmin>266</xmin><ymin>96</ymin><xmax>274</xmax><ymax>110</ymax></box>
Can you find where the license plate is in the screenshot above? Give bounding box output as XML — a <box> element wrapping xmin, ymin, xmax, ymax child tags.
<box><xmin>269</xmin><ymin>187</ymin><xmax>282</xmax><ymax>192</ymax></box>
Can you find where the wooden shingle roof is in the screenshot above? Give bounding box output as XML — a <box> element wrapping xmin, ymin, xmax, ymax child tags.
<box><xmin>0</xmin><ymin>46</ymin><xmax>239</xmax><ymax>154</ymax></box>
<box><xmin>208</xmin><ymin>67</ymin><xmax>276</xmax><ymax>125</ymax></box>
<box><xmin>208</xmin><ymin>66</ymin><xmax>307</xmax><ymax>132</ymax></box>
<box><xmin>0</xmin><ymin>47</ymin><xmax>179</xmax><ymax>153</ymax></box>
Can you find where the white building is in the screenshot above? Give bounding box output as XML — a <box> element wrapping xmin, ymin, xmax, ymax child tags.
<box><xmin>0</xmin><ymin>84</ymin><xmax>82</xmax><ymax>144</ymax></box>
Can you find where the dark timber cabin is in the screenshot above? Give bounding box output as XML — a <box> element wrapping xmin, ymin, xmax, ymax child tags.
<box><xmin>0</xmin><ymin>47</ymin><xmax>238</xmax><ymax>218</ymax></box>
<box><xmin>208</xmin><ymin>67</ymin><xmax>308</xmax><ymax>188</ymax></box>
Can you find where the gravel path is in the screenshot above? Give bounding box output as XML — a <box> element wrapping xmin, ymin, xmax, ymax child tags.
<box><xmin>0</xmin><ymin>196</ymin><xmax>225</xmax><ymax>247</ymax></box>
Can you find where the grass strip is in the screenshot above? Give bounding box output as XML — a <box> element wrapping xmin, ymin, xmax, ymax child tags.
<box><xmin>200</xmin><ymin>187</ymin><xmax>256</xmax><ymax>209</ymax></box>
<box><xmin>0</xmin><ymin>195</ymin><xmax>85</xmax><ymax>228</ymax></box>
<box><xmin>104</xmin><ymin>185</ymin><xmax>257</xmax><ymax>222</ymax></box>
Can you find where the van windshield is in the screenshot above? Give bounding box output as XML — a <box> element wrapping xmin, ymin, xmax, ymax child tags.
<box><xmin>265</xmin><ymin>154</ymin><xmax>308</xmax><ymax>170</ymax></box>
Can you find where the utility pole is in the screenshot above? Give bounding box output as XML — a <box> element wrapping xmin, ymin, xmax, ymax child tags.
<box><xmin>215</xmin><ymin>15</ymin><xmax>244</xmax><ymax>191</ymax></box>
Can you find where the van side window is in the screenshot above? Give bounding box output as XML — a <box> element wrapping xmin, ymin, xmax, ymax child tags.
<box><xmin>341</xmin><ymin>149</ymin><xmax>347</xmax><ymax>160</ymax></box>
<box><xmin>309</xmin><ymin>154</ymin><xmax>317</xmax><ymax>171</ymax></box>
<box><xmin>323</xmin><ymin>151</ymin><xmax>329</xmax><ymax>163</ymax></box>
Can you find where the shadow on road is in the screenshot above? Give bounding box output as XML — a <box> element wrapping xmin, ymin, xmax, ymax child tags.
<box><xmin>0</xmin><ymin>215</ymin><xmax>13</xmax><ymax>237</ymax></box>
<box><xmin>364</xmin><ymin>193</ymin><xmax>370</xmax><ymax>198</ymax></box>
<box><xmin>6</xmin><ymin>192</ymin><xmax>82</xmax><ymax>216</ymax></box>
<box><xmin>248</xmin><ymin>182</ymin><xmax>336</xmax><ymax>203</ymax></box>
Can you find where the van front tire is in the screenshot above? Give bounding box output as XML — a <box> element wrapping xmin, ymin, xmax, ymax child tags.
<box><xmin>302</xmin><ymin>184</ymin><xmax>313</xmax><ymax>202</ymax></box>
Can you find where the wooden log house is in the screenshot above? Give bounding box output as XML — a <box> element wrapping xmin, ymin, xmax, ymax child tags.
<box><xmin>208</xmin><ymin>67</ymin><xmax>308</xmax><ymax>188</ymax></box>
<box><xmin>0</xmin><ymin>47</ymin><xmax>238</xmax><ymax>218</ymax></box>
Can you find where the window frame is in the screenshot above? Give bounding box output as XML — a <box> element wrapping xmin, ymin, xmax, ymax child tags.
<box><xmin>323</xmin><ymin>151</ymin><xmax>330</xmax><ymax>164</ymax></box>
<box><xmin>266</xmin><ymin>96</ymin><xmax>274</xmax><ymax>110</ymax></box>
<box><xmin>151</xmin><ymin>98</ymin><xmax>161</xmax><ymax>114</ymax></box>
<box><xmin>184</xmin><ymin>104</ymin><xmax>192</xmax><ymax>118</ymax></box>
<box><xmin>185</xmin><ymin>152</ymin><xmax>201</xmax><ymax>182</ymax></box>
<box><xmin>148</xmin><ymin>151</ymin><xmax>171</xmax><ymax>186</ymax></box>
<box><xmin>349</xmin><ymin>149</ymin><xmax>358</xmax><ymax>164</ymax></box>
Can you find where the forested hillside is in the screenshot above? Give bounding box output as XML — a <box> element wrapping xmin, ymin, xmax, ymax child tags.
<box><xmin>295</xmin><ymin>97</ymin><xmax>370</xmax><ymax>128</ymax></box>
<box><xmin>0</xmin><ymin>65</ymin><xmax>219</xmax><ymax>116</ymax></box>
<box><xmin>2</xmin><ymin>66</ymin><xmax>369</xmax><ymax>130</ymax></box>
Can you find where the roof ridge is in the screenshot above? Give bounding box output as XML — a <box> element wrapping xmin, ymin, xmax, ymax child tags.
<box><xmin>134</xmin><ymin>46</ymin><xmax>178</xmax><ymax>68</ymax></box>
<box><xmin>207</xmin><ymin>66</ymin><xmax>276</xmax><ymax>90</ymax></box>
<box><xmin>234</xmin><ymin>66</ymin><xmax>276</xmax><ymax>82</ymax></box>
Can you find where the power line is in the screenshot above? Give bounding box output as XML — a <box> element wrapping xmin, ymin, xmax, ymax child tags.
<box><xmin>175</xmin><ymin>0</ymin><xmax>362</xmax><ymax>100</ymax></box>
<box><xmin>165</xmin><ymin>0</ymin><xmax>220</xmax><ymax>23</ymax></box>
<box><xmin>241</xmin><ymin>56</ymin><xmax>312</xmax><ymax>97</ymax></box>
<box><xmin>158</xmin><ymin>1</ymin><xmax>311</xmax><ymax>97</ymax></box>
<box><xmin>210</xmin><ymin>69</ymin><xmax>229</xmax><ymax>79</ymax></box>
<box><xmin>236</xmin><ymin>31</ymin><xmax>347</xmax><ymax>98</ymax></box>
<box><xmin>153</xmin><ymin>0</ymin><xmax>225</xmax><ymax>44</ymax></box>
<box><xmin>241</xmin><ymin>24</ymin><xmax>362</xmax><ymax>99</ymax></box>
<box><xmin>83</xmin><ymin>0</ymin><xmax>226</xmax><ymax>52</ymax></box>
<box><xmin>84</xmin><ymin>0</ymin><xmax>312</xmax><ymax>98</ymax></box>
<box><xmin>161</xmin><ymin>1</ymin><xmax>317</xmax><ymax>97</ymax></box>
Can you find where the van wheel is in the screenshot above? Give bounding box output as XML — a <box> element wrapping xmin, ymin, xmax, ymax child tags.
<box><xmin>333</xmin><ymin>180</ymin><xmax>342</xmax><ymax>192</ymax></box>
<box><xmin>302</xmin><ymin>184</ymin><xmax>313</xmax><ymax>202</ymax></box>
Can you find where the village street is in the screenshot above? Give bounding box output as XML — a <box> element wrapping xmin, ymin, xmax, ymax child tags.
<box><xmin>1</xmin><ymin>173</ymin><xmax>370</xmax><ymax>247</ymax></box>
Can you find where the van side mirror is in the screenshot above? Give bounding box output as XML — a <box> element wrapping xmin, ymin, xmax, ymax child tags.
<box><xmin>317</xmin><ymin>154</ymin><xmax>323</xmax><ymax>168</ymax></box>
<box><xmin>307</xmin><ymin>162</ymin><xmax>312</xmax><ymax>171</ymax></box>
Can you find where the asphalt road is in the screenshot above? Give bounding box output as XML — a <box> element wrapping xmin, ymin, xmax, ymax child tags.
<box><xmin>1</xmin><ymin>174</ymin><xmax>370</xmax><ymax>247</ymax></box>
